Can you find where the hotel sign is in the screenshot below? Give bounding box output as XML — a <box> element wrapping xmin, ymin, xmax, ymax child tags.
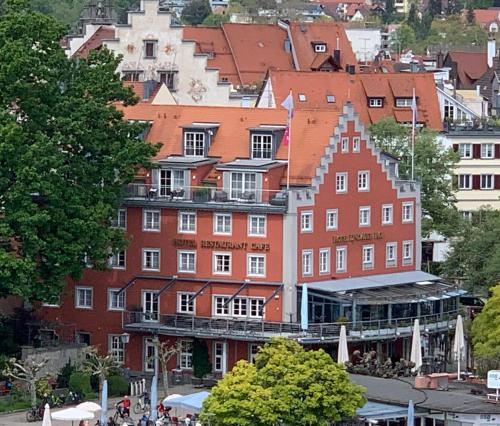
<box><xmin>332</xmin><ymin>232</ymin><xmax>384</xmax><ymax>244</ymax></box>
<box><xmin>173</xmin><ymin>239</ymin><xmax>270</xmax><ymax>252</ymax></box>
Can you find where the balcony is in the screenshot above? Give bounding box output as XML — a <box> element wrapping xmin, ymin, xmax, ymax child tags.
<box><xmin>122</xmin><ymin>311</ymin><xmax>458</xmax><ymax>343</ymax></box>
<box><xmin>123</xmin><ymin>184</ymin><xmax>288</xmax><ymax>212</ymax></box>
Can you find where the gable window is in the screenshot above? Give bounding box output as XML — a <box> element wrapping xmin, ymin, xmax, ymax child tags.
<box><xmin>362</xmin><ymin>245</ymin><xmax>374</xmax><ymax>270</ymax></box>
<box><xmin>108</xmin><ymin>289</ymin><xmax>125</xmax><ymax>311</ymax></box>
<box><xmin>386</xmin><ymin>243</ymin><xmax>397</xmax><ymax>268</ymax></box>
<box><xmin>248</xmin><ymin>215</ymin><xmax>266</xmax><ymax>236</ymax></box>
<box><xmin>184</xmin><ymin>132</ymin><xmax>205</xmax><ymax>156</ymax></box>
<box><xmin>302</xmin><ymin>250</ymin><xmax>313</xmax><ymax>276</ymax></box>
<box><xmin>251</xmin><ymin>134</ymin><xmax>273</xmax><ymax>159</ymax></box>
<box><xmin>159</xmin><ymin>169</ymin><xmax>186</xmax><ymax>197</ymax></box>
<box><xmin>459</xmin><ymin>143</ymin><xmax>472</xmax><ymax>159</ymax></box>
<box><xmin>352</xmin><ymin>137</ymin><xmax>360</xmax><ymax>152</ymax></box>
<box><xmin>144</xmin><ymin>40</ymin><xmax>158</xmax><ymax>59</ymax></box>
<box><xmin>177</xmin><ymin>292</ymin><xmax>195</xmax><ymax>314</ymax></box>
<box><xmin>459</xmin><ymin>174</ymin><xmax>472</xmax><ymax>190</ymax></box>
<box><xmin>76</xmin><ymin>287</ymin><xmax>93</xmax><ymax>309</ymax></box>
<box><xmin>481</xmin><ymin>144</ymin><xmax>494</xmax><ymax>159</ymax></box>
<box><xmin>326</xmin><ymin>209</ymin><xmax>338</xmax><ymax>230</ymax></box>
<box><xmin>369</xmin><ymin>98</ymin><xmax>383</xmax><ymax>108</ymax></box>
<box><xmin>301</xmin><ymin>211</ymin><xmax>313</xmax><ymax>232</ymax></box>
<box><xmin>178</xmin><ymin>250</ymin><xmax>196</xmax><ymax>273</ymax></box>
<box><xmin>396</xmin><ymin>98</ymin><xmax>412</xmax><ymax>108</ymax></box>
<box><xmin>359</xmin><ymin>206</ymin><xmax>371</xmax><ymax>227</ymax></box>
<box><xmin>143</xmin><ymin>209</ymin><xmax>160</xmax><ymax>231</ymax></box>
<box><xmin>358</xmin><ymin>171</ymin><xmax>370</xmax><ymax>191</ymax></box>
<box><xmin>143</xmin><ymin>249</ymin><xmax>160</xmax><ymax>271</ymax></box>
<box><xmin>214</xmin><ymin>213</ymin><xmax>232</xmax><ymax>235</ymax></box>
<box><xmin>314</xmin><ymin>44</ymin><xmax>327</xmax><ymax>52</ymax></box>
<box><xmin>481</xmin><ymin>174</ymin><xmax>494</xmax><ymax>189</ymax></box>
<box><xmin>178</xmin><ymin>211</ymin><xmax>196</xmax><ymax>233</ymax></box>
<box><xmin>402</xmin><ymin>202</ymin><xmax>414</xmax><ymax>223</ymax></box>
<box><xmin>230</xmin><ymin>172</ymin><xmax>256</xmax><ymax>200</ymax></box>
<box><xmin>336</xmin><ymin>172</ymin><xmax>347</xmax><ymax>193</ymax></box>
<box><xmin>382</xmin><ymin>204</ymin><xmax>393</xmax><ymax>224</ymax></box>
<box><xmin>159</xmin><ymin>71</ymin><xmax>176</xmax><ymax>90</ymax></box>
<box><xmin>341</xmin><ymin>137</ymin><xmax>349</xmax><ymax>153</ymax></box>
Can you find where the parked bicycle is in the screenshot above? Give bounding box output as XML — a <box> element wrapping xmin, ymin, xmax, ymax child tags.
<box><xmin>26</xmin><ymin>405</ymin><xmax>44</xmax><ymax>422</ymax></box>
<box><xmin>134</xmin><ymin>391</ymin><xmax>151</xmax><ymax>414</ymax></box>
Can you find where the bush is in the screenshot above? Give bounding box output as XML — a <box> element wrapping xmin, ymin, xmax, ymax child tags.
<box><xmin>69</xmin><ymin>372</ymin><xmax>92</xmax><ymax>398</ymax></box>
<box><xmin>57</xmin><ymin>360</ymin><xmax>77</xmax><ymax>389</ymax></box>
<box><xmin>0</xmin><ymin>396</ymin><xmax>30</xmax><ymax>413</ymax></box>
<box><xmin>107</xmin><ymin>375</ymin><xmax>129</xmax><ymax>397</ymax></box>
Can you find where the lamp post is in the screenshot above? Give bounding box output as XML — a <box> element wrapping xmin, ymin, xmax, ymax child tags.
<box><xmin>120</xmin><ymin>333</ymin><xmax>130</xmax><ymax>366</ymax></box>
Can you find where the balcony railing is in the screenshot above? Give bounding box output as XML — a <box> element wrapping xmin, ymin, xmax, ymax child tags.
<box><xmin>122</xmin><ymin>310</ymin><xmax>458</xmax><ymax>342</ymax></box>
<box><xmin>124</xmin><ymin>184</ymin><xmax>288</xmax><ymax>207</ymax></box>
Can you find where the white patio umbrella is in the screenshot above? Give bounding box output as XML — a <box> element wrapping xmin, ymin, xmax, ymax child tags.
<box><xmin>453</xmin><ymin>314</ymin><xmax>465</xmax><ymax>381</ymax></box>
<box><xmin>410</xmin><ymin>319</ymin><xmax>422</xmax><ymax>374</ymax></box>
<box><xmin>338</xmin><ymin>325</ymin><xmax>349</xmax><ymax>365</ymax></box>
<box><xmin>42</xmin><ymin>403</ymin><xmax>52</xmax><ymax>426</ymax></box>
<box><xmin>76</xmin><ymin>401</ymin><xmax>102</xmax><ymax>413</ymax></box>
<box><xmin>52</xmin><ymin>407</ymin><xmax>94</xmax><ymax>426</ymax></box>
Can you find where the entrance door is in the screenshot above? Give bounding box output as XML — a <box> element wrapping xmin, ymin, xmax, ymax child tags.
<box><xmin>142</xmin><ymin>291</ymin><xmax>159</xmax><ymax>322</ymax></box>
<box><xmin>312</xmin><ymin>303</ymin><xmax>325</xmax><ymax>323</ymax></box>
<box><xmin>144</xmin><ymin>338</ymin><xmax>157</xmax><ymax>373</ymax></box>
<box><xmin>213</xmin><ymin>342</ymin><xmax>227</xmax><ymax>375</ymax></box>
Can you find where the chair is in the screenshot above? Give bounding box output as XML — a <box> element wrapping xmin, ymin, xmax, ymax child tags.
<box><xmin>214</xmin><ymin>190</ymin><xmax>228</xmax><ymax>202</ymax></box>
<box><xmin>241</xmin><ymin>191</ymin><xmax>255</xmax><ymax>203</ymax></box>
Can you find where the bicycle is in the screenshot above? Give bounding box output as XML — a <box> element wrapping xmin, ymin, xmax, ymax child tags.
<box><xmin>133</xmin><ymin>392</ymin><xmax>151</xmax><ymax>414</ymax></box>
<box><xmin>26</xmin><ymin>405</ymin><xmax>44</xmax><ymax>422</ymax></box>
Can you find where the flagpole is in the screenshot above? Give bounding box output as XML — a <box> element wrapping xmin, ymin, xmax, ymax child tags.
<box><xmin>286</xmin><ymin>90</ymin><xmax>292</xmax><ymax>190</ymax></box>
<box><xmin>411</xmin><ymin>88</ymin><xmax>416</xmax><ymax>181</ymax></box>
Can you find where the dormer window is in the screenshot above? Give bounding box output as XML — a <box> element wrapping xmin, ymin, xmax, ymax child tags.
<box><xmin>369</xmin><ymin>98</ymin><xmax>383</xmax><ymax>108</ymax></box>
<box><xmin>314</xmin><ymin>43</ymin><xmax>327</xmax><ymax>53</ymax></box>
<box><xmin>144</xmin><ymin>40</ymin><xmax>158</xmax><ymax>59</ymax></box>
<box><xmin>251</xmin><ymin>134</ymin><xmax>273</xmax><ymax>159</ymax></box>
<box><xmin>396</xmin><ymin>98</ymin><xmax>412</xmax><ymax>108</ymax></box>
<box><xmin>184</xmin><ymin>132</ymin><xmax>205</xmax><ymax>156</ymax></box>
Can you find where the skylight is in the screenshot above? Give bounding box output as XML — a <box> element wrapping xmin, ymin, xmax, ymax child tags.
<box><xmin>298</xmin><ymin>94</ymin><xmax>307</xmax><ymax>102</ymax></box>
<box><xmin>326</xmin><ymin>95</ymin><xmax>335</xmax><ymax>103</ymax></box>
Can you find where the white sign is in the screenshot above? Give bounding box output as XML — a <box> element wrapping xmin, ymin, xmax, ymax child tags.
<box><xmin>487</xmin><ymin>370</ymin><xmax>500</xmax><ymax>389</ymax></box>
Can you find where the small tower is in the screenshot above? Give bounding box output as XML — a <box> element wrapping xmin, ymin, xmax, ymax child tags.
<box><xmin>73</xmin><ymin>0</ymin><xmax>117</xmax><ymax>35</ymax></box>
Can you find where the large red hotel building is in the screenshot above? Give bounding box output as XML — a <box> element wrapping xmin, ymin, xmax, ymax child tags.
<box><xmin>41</xmin><ymin>99</ymin><xmax>462</xmax><ymax>375</ymax></box>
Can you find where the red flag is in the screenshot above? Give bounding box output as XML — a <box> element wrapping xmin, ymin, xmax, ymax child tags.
<box><xmin>282</xmin><ymin>126</ymin><xmax>290</xmax><ymax>146</ymax></box>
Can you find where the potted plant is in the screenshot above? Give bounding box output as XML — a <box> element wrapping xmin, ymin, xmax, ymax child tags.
<box><xmin>193</xmin><ymin>186</ymin><xmax>211</xmax><ymax>202</ymax></box>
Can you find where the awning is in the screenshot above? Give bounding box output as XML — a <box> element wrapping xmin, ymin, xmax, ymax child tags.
<box><xmin>357</xmin><ymin>401</ymin><xmax>412</xmax><ymax>420</ymax></box>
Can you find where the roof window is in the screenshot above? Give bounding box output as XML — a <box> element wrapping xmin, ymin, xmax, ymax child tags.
<box><xmin>298</xmin><ymin>94</ymin><xmax>307</xmax><ymax>102</ymax></box>
<box><xmin>326</xmin><ymin>95</ymin><xmax>335</xmax><ymax>103</ymax></box>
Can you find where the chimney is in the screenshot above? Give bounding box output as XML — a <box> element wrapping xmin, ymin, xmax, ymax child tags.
<box><xmin>476</xmin><ymin>84</ymin><xmax>481</xmax><ymax>96</ymax></box>
<box><xmin>436</xmin><ymin>51</ymin><xmax>444</xmax><ymax>68</ymax></box>
<box><xmin>333</xmin><ymin>49</ymin><xmax>341</xmax><ymax>65</ymax></box>
<box><xmin>410</xmin><ymin>61</ymin><xmax>418</xmax><ymax>73</ymax></box>
<box><xmin>347</xmin><ymin>64</ymin><xmax>355</xmax><ymax>74</ymax></box>
<box><xmin>284</xmin><ymin>38</ymin><xmax>291</xmax><ymax>53</ymax></box>
<box><xmin>488</xmin><ymin>37</ymin><xmax>496</xmax><ymax>68</ymax></box>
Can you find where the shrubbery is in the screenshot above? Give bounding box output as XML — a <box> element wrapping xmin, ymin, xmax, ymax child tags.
<box><xmin>69</xmin><ymin>372</ymin><xmax>93</xmax><ymax>398</ymax></box>
<box><xmin>108</xmin><ymin>375</ymin><xmax>129</xmax><ymax>396</ymax></box>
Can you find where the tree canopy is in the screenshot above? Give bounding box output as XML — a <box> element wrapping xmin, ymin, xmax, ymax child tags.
<box><xmin>0</xmin><ymin>1</ymin><xmax>158</xmax><ymax>301</ymax></box>
<box><xmin>441</xmin><ymin>210</ymin><xmax>500</xmax><ymax>293</ymax></box>
<box><xmin>181</xmin><ymin>0</ymin><xmax>212</xmax><ymax>25</ymax></box>
<box><xmin>369</xmin><ymin>118</ymin><xmax>460</xmax><ymax>237</ymax></box>
<box><xmin>200</xmin><ymin>338</ymin><xmax>366</xmax><ymax>426</ymax></box>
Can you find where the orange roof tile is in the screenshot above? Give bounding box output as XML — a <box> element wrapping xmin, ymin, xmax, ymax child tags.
<box><xmin>445</xmin><ymin>51</ymin><xmax>488</xmax><ymax>88</ymax></box>
<box><xmin>118</xmin><ymin>103</ymin><xmax>340</xmax><ymax>185</ymax></box>
<box><xmin>73</xmin><ymin>26</ymin><xmax>115</xmax><ymax>58</ymax></box>
<box><xmin>264</xmin><ymin>70</ymin><xmax>443</xmax><ymax>130</ymax></box>
<box><xmin>473</xmin><ymin>8</ymin><xmax>500</xmax><ymax>25</ymax></box>
<box><xmin>289</xmin><ymin>22</ymin><xmax>358</xmax><ymax>72</ymax></box>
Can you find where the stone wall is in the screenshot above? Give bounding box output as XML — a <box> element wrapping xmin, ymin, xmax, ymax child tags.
<box><xmin>21</xmin><ymin>344</ymin><xmax>87</xmax><ymax>377</ymax></box>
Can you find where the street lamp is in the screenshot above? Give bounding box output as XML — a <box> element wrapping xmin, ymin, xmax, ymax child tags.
<box><xmin>120</xmin><ymin>333</ymin><xmax>130</xmax><ymax>344</ymax></box>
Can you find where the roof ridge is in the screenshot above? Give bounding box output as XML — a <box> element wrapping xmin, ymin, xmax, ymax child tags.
<box><xmin>221</xmin><ymin>24</ymin><xmax>243</xmax><ymax>87</ymax></box>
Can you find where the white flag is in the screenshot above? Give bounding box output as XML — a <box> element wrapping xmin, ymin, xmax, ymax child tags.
<box><xmin>281</xmin><ymin>92</ymin><xmax>294</xmax><ymax>120</ymax></box>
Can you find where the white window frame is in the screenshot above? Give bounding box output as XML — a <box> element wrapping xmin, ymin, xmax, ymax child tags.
<box><xmin>249</xmin><ymin>298</ymin><xmax>264</xmax><ymax>318</ymax></box>
<box><xmin>341</xmin><ymin>137</ymin><xmax>349</xmax><ymax>153</ymax></box>
<box><xmin>458</xmin><ymin>174</ymin><xmax>472</xmax><ymax>190</ymax></box>
<box><xmin>369</xmin><ymin>98</ymin><xmax>383</xmax><ymax>108</ymax></box>
<box><xmin>362</xmin><ymin>244</ymin><xmax>374</xmax><ymax>270</ymax></box>
<box><xmin>108</xmin><ymin>250</ymin><xmax>126</xmax><ymax>269</ymax></box>
<box><xmin>143</xmin><ymin>209</ymin><xmax>161</xmax><ymax>232</ymax></box>
<box><xmin>213</xmin><ymin>252</ymin><xmax>232</xmax><ymax>275</ymax></box>
<box><xmin>359</xmin><ymin>206</ymin><xmax>371</xmax><ymax>227</ymax></box>
<box><xmin>144</xmin><ymin>338</ymin><xmax>157</xmax><ymax>372</ymax></box>
<box><xmin>302</xmin><ymin>250</ymin><xmax>313</xmax><ymax>277</ymax></box>
<box><xmin>459</xmin><ymin>143</ymin><xmax>472</xmax><ymax>159</ymax></box>
<box><xmin>75</xmin><ymin>286</ymin><xmax>93</xmax><ymax>309</ymax></box>
<box><xmin>326</xmin><ymin>209</ymin><xmax>338</xmax><ymax>230</ymax></box>
<box><xmin>301</xmin><ymin>211</ymin><xmax>313</xmax><ymax>233</ymax></box>
<box><xmin>142</xmin><ymin>248</ymin><xmax>160</xmax><ymax>271</ymax></box>
<box><xmin>314</xmin><ymin>43</ymin><xmax>327</xmax><ymax>52</ymax></box>
<box><xmin>319</xmin><ymin>248</ymin><xmax>330</xmax><ymax>275</ymax></box>
<box><xmin>251</xmin><ymin>133</ymin><xmax>273</xmax><ymax>160</ymax></box>
<box><xmin>402</xmin><ymin>202</ymin><xmax>414</xmax><ymax>223</ymax></box>
<box><xmin>232</xmin><ymin>297</ymin><xmax>248</xmax><ymax>317</ymax></box>
<box><xmin>358</xmin><ymin>171</ymin><xmax>370</xmax><ymax>191</ymax></box>
<box><xmin>109</xmin><ymin>335</ymin><xmax>125</xmax><ymax>364</ymax></box>
<box><xmin>396</xmin><ymin>98</ymin><xmax>412</xmax><ymax>107</ymax></box>
<box><xmin>184</xmin><ymin>131</ymin><xmax>205</xmax><ymax>156</ymax></box>
<box><xmin>248</xmin><ymin>215</ymin><xmax>267</xmax><ymax>237</ymax></box>
<box><xmin>402</xmin><ymin>240</ymin><xmax>413</xmax><ymax>265</ymax></box>
<box><xmin>213</xmin><ymin>213</ymin><xmax>232</xmax><ymax>235</ymax></box>
<box><xmin>247</xmin><ymin>254</ymin><xmax>266</xmax><ymax>277</ymax></box>
<box><xmin>352</xmin><ymin>137</ymin><xmax>360</xmax><ymax>152</ymax></box>
<box><xmin>213</xmin><ymin>295</ymin><xmax>230</xmax><ymax>316</ymax></box>
<box><xmin>382</xmin><ymin>204</ymin><xmax>393</xmax><ymax>225</ymax></box>
<box><xmin>249</xmin><ymin>343</ymin><xmax>260</xmax><ymax>363</ymax></box>
<box><xmin>336</xmin><ymin>172</ymin><xmax>347</xmax><ymax>194</ymax></box>
<box><xmin>481</xmin><ymin>143</ymin><xmax>494</xmax><ymax>159</ymax></box>
<box><xmin>177</xmin><ymin>292</ymin><xmax>195</xmax><ymax>314</ymax></box>
<box><xmin>113</xmin><ymin>208</ymin><xmax>127</xmax><ymax>229</ymax></box>
<box><xmin>461</xmin><ymin>211</ymin><xmax>473</xmax><ymax>221</ymax></box>
<box><xmin>178</xmin><ymin>211</ymin><xmax>196</xmax><ymax>234</ymax></box>
<box><xmin>108</xmin><ymin>288</ymin><xmax>125</xmax><ymax>311</ymax></box>
<box><xmin>229</xmin><ymin>172</ymin><xmax>257</xmax><ymax>200</ymax></box>
<box><xmin>179</xmin><ymin>340</ymin><xmax>193</xmax><ymax>369</ymax></box>
<box><xmin>213</xmin><ymin>341</ymin><xmax>227</xmax><ymax>373</ymax></box>
<box><xmin>177</xmin><ymin>250</ymin><xmax>196</xmax><ymax>273</ymax></box>
<box><xmin>481</xmin><ymin>174</ymin><xmax>494</xmax><ymax>189</ymax></box>
<box><xmin>336</xmin><ymin>246</ymin><xmax>347</xmax><ymax>273</ymax></box>
<box><xmin>385</xmin><ymin>242</ymin><xmax>397</xmax><ymax>268</ymax></box>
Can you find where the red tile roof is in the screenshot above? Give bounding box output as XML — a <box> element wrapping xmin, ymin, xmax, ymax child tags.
<box><xmin>73</xmin><ymin>26</ymin><xmax>115</xmax><ymax>58</ymax></box>
<box><xmin>473</xmin><ymin>8</ymin><xmax>500</xmax><ymax>26</ymax></box>
<box><xmin>288</xmin><ymin>22</ymin><xmax>358</xmax><ymax>72</ymax></box>
<box><xmin>445</xmin><ymin>51</ymin><xmax>488</xmax><ymax>89</ymax></box>
<box><xmin>264</xmin><ymin>70</ymin><xmax>442</xmax><ymax>130</ymax></box>
<box><xmin>118</xmin><ymin>103</ymin><xmax>341</xmax><ymax>185</ymax></box>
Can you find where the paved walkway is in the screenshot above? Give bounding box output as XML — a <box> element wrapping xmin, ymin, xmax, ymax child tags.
<box><xmin>0</xmin><ymin>384</ymin><xmax>199</xmax><ymax>426</ymax></box>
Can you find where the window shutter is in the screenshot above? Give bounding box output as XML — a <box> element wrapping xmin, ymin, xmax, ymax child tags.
<box><xmin>452</xmin><ymin>144</ymin><xmax>458</xmax><ymax>152</ymax></box>
<box><xmin>184</xmin><ymin>170</ymin><xmax>191</xmax><ymax>199</ymax></box>
<box><xmin>151</xmin><ymin>168</ymin><xmax>159</xmax><ymax>186</ymax></box>
<box><xmin>256</xmin><ymin>173</ymin><xmax>263</xmax><ymax>203</ymax></box>
<box><xmin>473</xmin><ymin>144</ymin><xmax>481</xmax><ymax>159</ymax></box>
<box><xmin>495</xmin><ymin>175</ymin><xmax>500</xmax><ymax>189</ymax></box>
<box><xmin>472</xmin><ymin>175</ymin><xmax>480</xmax><ymax>189</ymax></box>
<box><xmin>222</xmin><ymin>172</ymin><xmax>230</xmax><ymax>192</ymax></box>
<box><xmin>495</xmin><ymin>144</ymin><xmax>500</xmax><ymax>159</ymax></box>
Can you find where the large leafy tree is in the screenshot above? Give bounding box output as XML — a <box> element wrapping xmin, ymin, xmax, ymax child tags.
<box><xmin>0</xmin><ymin>1</ymin><xmax>158</xmax><ymax>301</ymax></box>
<box><xmin>200</xmin><ymin>338</ymin><xmax>366</xmax><ymax>426</ymax></box>
<box><xmin>181</xmin><ymin>0</ymin><xmax>212</xmax><ymax>25</ymax></box>
<box><xmin>441</xmin><ymin>210</ymin><xmax>500</xmax><ymax>293</ymax></box>
<box><xmin>369</xmin><ymin>118</ymin><xmax>460</xmax><ymax>237</ymax></box>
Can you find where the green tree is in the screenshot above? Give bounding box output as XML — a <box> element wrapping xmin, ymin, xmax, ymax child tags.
<box><xmin>441</xmin><ymin>210</ymin><xmax>500</xmax><ymax>293</ymax></box>
<box><xmin>0</xmin><ymin>2</ymin><xmax>158</xmax><ymax>300</ymax></box>
<box><xmin>391</xmin><ymin>24</ymin><xmax>416</xmax><ymax>52</ymax></box>
<box><xmin>466</xmin><ymin>5</ymin><xmax>475</xmax><ymax>24</ymax></box>
<box><xmin>202</xmin><ymin>13</ymin><xmax>229</xmax><ymax>26</ymax></box>
<box><xmin>429</xmin><ymin>0</ymin><xmax>442</xmax><ymax>16</ymax></box>
<box><xmin>406</xmin><ymin>3</ymin><xmax>418</xmax><ymax>29</ymax></box>
<box><xmin>369</xmin><ymin>118</ymin><xmax>460</xmax><ymax>237</ymax></box>
<box><xmin>192</xmin><ymin>338</ymin><xmax>212</xmax><ymax>381</ymax></box>
<box><xmin>383</xmin><ymin>0</ymin><xmax>395</xmax><ymax>23</ymax></box>
<box><xmin>200</xmin><ymin>338</ymin><xmax>366</xmax><ymax>426</ymax></box>
<box><xmin>181</xmin><ymin>0</ymin><xmax>212</xmax><ymax>24</ymax></box>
